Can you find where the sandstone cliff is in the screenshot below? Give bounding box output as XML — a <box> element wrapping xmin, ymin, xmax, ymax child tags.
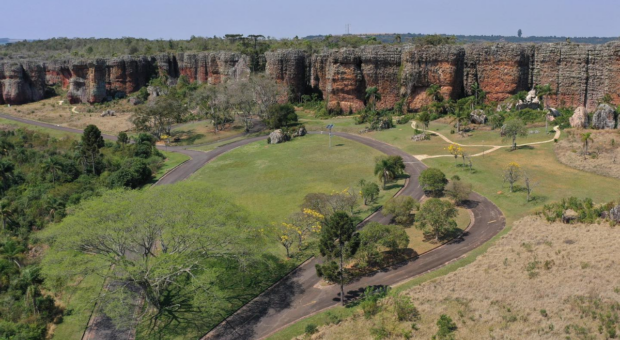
<box><xmin>1</xmin><ymin>42</ymin><xmax>619</xmax><ymax>110</ymax></box>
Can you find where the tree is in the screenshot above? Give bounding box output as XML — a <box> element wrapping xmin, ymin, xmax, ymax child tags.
<box><xmin>276</xmin><ymin>222</ymin><xmax>297</xmax><ymax>258</ymax></box>
<box><xmin>502</xmin><ymin>119</ymin><xmax>528</xmax><ymax>151</ymax></box>
<box><xmin>415</xmin><ymin>111</ymin><xmax>431</xmax><ymax>131</ymax></box>
<box><xmin>356</xmin><ymin>222</ymin><xmax>408</xmax><ymax>267</ymax></box>
<box><xmin>40</xmin><ymin>183</ymin><xmax>266</xmax><ymax>326</ymax></box>
<box><xmin>446</xmin><ymin>144</ymin><xmax>463</xmax><ymax>166</ymax></box>
<box><xmin>250</xmin><ymin>74</ymin><xmax>283</xmax><ymax>117</ymax></box>
<box><xmin>374</xmin><ymin>155</ymin><xmax>406</xmax><ymax>189</ymax></box>
<box><xmin>302</xmin><ymin>190</ymin><xmax>358</xmax><ymax>218</ymax></box>
<box><xmin>106</xmin><ymin>158</ymin><xmax>153</xmax><ymax>188</ymax></box>
<box><xmin>265</xmin><ymin>103</ymin><xmax>297</xmax><ymax>129</ymax></box>
<box><xmin>503</xmin><ymin>162</ymin><xmax>522</xmax><ymax>193</ymax></box>
<box><xmin>581</xmin><ymin>132</ymin><xmax>593</xmax><ymax>159</ymax></box>
<box><xmin>450</xmin><ymin>108</ymin><xmax>469</xmax><ymax>133</ymax></box>
<box><xmin>445</xmin><ymin>178</ymin><xmax>472</xmax><ymax>205</ymax></box>
<box><xmin>0</xmin><ymin>200</ymin><xmax>12</xmax><ymax>230</ymax></box>
<box><xmin>518</xmin><ymin>29</ymin><xmax>523</xmax><ymax>38</ymax></box>
<box><xmin>316</xmin><ymin>212</ymin><xmax>359</xmax><ymax>305</ymax></box>
<box><xmin>359</xmin><ymin>180</ymin><xmax>380</xmax><ymax>205</ymax></box>
<box><xmin>394</xmin><ymin>34</ymin><xmax>402</xmax><ymax>43</ymax></box>
<box><xmin>81</xmin><ymin>125</ymin><xmax>105</xmax><ymax>174</ymax></box>
<box><xmin>228</xmin><ymin>80</ymin><xmax>256</xmax><ymax>132</ymax></box>
<box><xmin>419</xmin><ymin>168</ymin><xmax>448</xmax><ymax>196</ymax></box>
<box><xmin>117</xmin><ymin>131</ymin><xmax>129</xmax><ymax>147</ymax></box>
<box><xmin>535</xmin><ymin>84</ymin><xmax>553</xmax><ymax>108</ymax></box>
<box><xmin>192</xmin><ymin>85</ymin><xmax>233</xmax><ymax>133</ymax></box>
<box><xmin>470</xmin><ymin>82</ymin><xmax>486</xmax><ymax>106</ymax></box>
<box><xmin>416</xmin><ymin>198</ymin><xmax>457</xmax><ymax>241</ymax></box>
<box><xmin>133</xmin><ymin>95</ymin><xmax>184</xmax><ymax>139</ymax></box>
<box><xmin>41</xmin><ymin>157</ymin><xmax>62</xmax><ymax>184</ymax></box>
<box><xmin>365</xmin><ymin>87</ymin><xmax>382</xmax><ymax>111</ymax></box>
<box><xmin>382</xmin><ymin>196</ymin><xmax>419</xmax><ymax>225</ymax></box>
<box><xmin>523</xmin><ymin>170</ymin><xmax>538</xmax><ymax>202</ymax></box>
<box><xmin>426</xmin><ymin>84</ymin><xmax>444</xmax><ymax>103</ymax></box>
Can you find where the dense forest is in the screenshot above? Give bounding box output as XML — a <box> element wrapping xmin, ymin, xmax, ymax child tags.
<box><xmin>2</xmin><ymin>33</ymin><xmax>617</xmax><ymax>59</ymax></box>
<box><xmin>0</xmin><ymin>126</ymin><xmax>165</xmax><ymax>339</ymax></box>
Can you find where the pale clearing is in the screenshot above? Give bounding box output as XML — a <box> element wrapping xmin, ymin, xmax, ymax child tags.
<box><xmin>300</xmin><ymin>216</ymin><xmax>620</xmax><ymax>340</ymax></box>
<box><xmin>555</xmin><ymin>129</ymin><xmax>620</xmax><ymax>180</ymax></box>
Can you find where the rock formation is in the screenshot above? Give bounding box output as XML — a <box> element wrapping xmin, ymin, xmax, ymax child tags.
<box><xmin>269</xmin><ymin>129</ymin><xmax>285</xmax><ymax>144</ymax></box>
<box><xmin>515</xmin><ymin>89</ymin><xmax>540</xmax><ymax>110</ymax></box>
<box><xmin>591</xmin><ymin>103</ymin><xmax>617</xmax><ymax>129</ymax></box>
<box><xmin>610</xmin><ymin>205</ymin><xmax>620</xmax><ymax>222</ymax></box>
<box><xmin>569</xmin><ymin>106</ymin><xmax>589</xmax><ymax>128</ymax></box>
<box><xmin>470</xmin><ymin>109</ymin><xmax>487</xmax><ymax>124</ymax></box>
<box><xmin>2</xmin><ymin>42</ymin><xmax>620</xmax><ymax>110</ymax></box>
<box><xmin>547</xmin><ymin>108</ymin><xmax>561</xmax><ymax>121</ymax></box>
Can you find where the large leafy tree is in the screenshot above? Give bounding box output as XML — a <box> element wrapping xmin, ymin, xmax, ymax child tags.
<box><xmin>374</xmin><ymin>155</ymin><xmax>406</xmax><ymax>189</ymax></box>
<box><xmin>316</xmin><ymin>212</ymin><xmax>359</xmax><ymax>305</ymax></box>
<box><xmin>133</xmin><ymin>95</ymin><xmax>184</xmax><ymax>139</ymax></box>
<box><xmin>39</xmin><ymin>183</ymin><xmax>266</xmax><ymax>331</ymax></box>
<box><xmin>419</xmin><ymin>168</ymin><xmax>448</xmax><ymax>196</ymax></box>
<box><xmin>416</xmin><ymin>198</ymin><xmax>458</xmax><ymax>241</ymax></box>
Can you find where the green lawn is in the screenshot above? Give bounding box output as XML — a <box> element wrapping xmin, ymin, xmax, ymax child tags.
<box><xmin>170</xmin><ymin>120</ymin><xmax>247</xmax><ymax>145</ymax></box>
<box><xmin>0</xmin><ymin>117</ymin><xmax>79</xmax><ymax>139</ymax></box>
<box><xmin>406</xmin><ymin>206</ymin><xmax>470</xmax><ymax>254</ymax></box>
<box><xmin>189</xmin><ymin>133</ymin><xmax>404</xmax><ymax>223</ymax></box>
<box><xmin>153</xmin><ymin>151</ymin><xmax>191</xmax><ymax>181</ymax></box>
<box><xmin>424</xmin><ymin>142</ymin><xmax>620</xmax><ymax>226</ymax></box>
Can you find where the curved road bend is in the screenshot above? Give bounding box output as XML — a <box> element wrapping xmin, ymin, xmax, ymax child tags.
<box><xmin>202</xmin><ymin>131</ymin><xmax>505</xmax><ymax>340</ymax></box>
<box><xmin>0</xmin><ymin>114</ymin><xmax>505</xmax><ymax>340</ymax></box>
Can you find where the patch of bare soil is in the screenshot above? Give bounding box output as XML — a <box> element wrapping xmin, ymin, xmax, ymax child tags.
<box><xmin>555</xmin><ymin>129</ymin><xmax>620</xmax><ymax>179</ymax></box>
<box><xmin>304</xmin><ymin>216</ymin><xmax>620</xmax><ymax>339</ymax></box>
<box><xmin>2</xmin><ymin>96</ymin><xmax>136</xmax><ymax>134</ymax></box>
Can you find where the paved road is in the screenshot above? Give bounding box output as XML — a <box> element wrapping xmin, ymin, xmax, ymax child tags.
<box><xmin>0</xmin><ymin>114</ymin><xmax>505</xmax><ymax>340</ymax></box>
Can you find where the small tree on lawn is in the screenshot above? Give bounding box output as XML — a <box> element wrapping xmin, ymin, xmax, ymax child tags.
<box><xmin>581</xmin><ymin>132</ymin><xmax>593</xmax><ymax>159</ymax></box>
<box><xmin>359</xmin><ymin>180</ymin><xmax>380</xmax><ymax>205</ymax></box>
<box><xmin>416</xmin><ymin>111</ymin><xmax>431</xmax><ymax>131</ymax></box>
<box><xmin>503</xmin><ymin>162</ymin><xmax>522</xmax><ymax>193</ymax></box>
<box><xmin>383</xmin><ymin>196</ymin><xmax>419</xmax><ymax>225</ymax></box>
<box><xmin>276</xmin><ymin>222</ymin><xmax>297</xmax><ymax>258</ymax></box>
<box><xmin>502</xmin><ymin>119</ymin><xmax>528</xmax><ymax>151</ymax></box>
<box><xmin>316</xmin><ymin>212</ymin><xmax>360</xmax><ymax>305</ymax></box>
<box><xmin>445</xmin><ymin>178</ymin><xmax>472</xmax><ymax>205</ymax></box>
<box><xmin>523</xmin><ymin>170</ymin><xmax>538</xmax><ymax>202</ymax></box>
<box><xmin>374</xmin><ymin>155</ymin><xmax>406</xmax><ymax>189</ymax></box>
<box><xmin>419</xmin><ymin>168</ymin><xmax>448</xmax><ymax>196</ymax></box>
<box><xmin>416</xmin><ymin>198</ymin><xmax>457</xmax><ymax>241</ymax></box>
<box><xmin>446</xmin><ymin>144</ymin><xmax>463</xmax><ymax>166</ymax></box>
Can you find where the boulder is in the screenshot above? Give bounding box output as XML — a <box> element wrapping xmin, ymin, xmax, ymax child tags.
<box><xmin>546</xmin><ymin>108</ymin><xmax>561</xmax><ymax>122</ymax></box>
<box><xmin>269</xmin><ymin>129</ymin><xmax>285</xmax><ymax>144</ymax></box>
<box><xmin>411</xmin><ymin>133</ymin><xmax>429</xmax><ymax>142</ymax></box>
<box><xmin>569</xmin><ymin>106</ymin><xmax>588</xmax><ymax>128</ymax></box>
<box><xmin>147</xmin><ymin>86</ymin><xmax>168</xmax><ymax>101</ymax></box>
<box><xmin>591</xmin><ymin>104</ymin><xmax>616</xmax><ymax>129</ymax></box>
<box><xmin>129</xmin><ymin>97</ymin><xmax>143</xmax><ymax>105</ymax></box>
<box><xmin>101</xmin><ymin>110</ymin><xmax>115</xmax><ymax>117</ymax></box>
<box><xmin>515</xmin><ymin>88</ymin><xmax>540</xmax><ymax>110</ymax></box>
<box><xmin>296</xmin><ymin>126</ymin><xmax>307</xmax><ymax>137</ymax></box>
<box><xmin>562</xmin><ymin>209</ymin><xmax>578</xmax><ymax>224</ymax></box>
<box><xmin>610</xmin><ymin>205</ymin><xmax>620</xmax><ymax>222</ymax></box>
<box><xmin>470</xmin><ymin>109</ymin><xmax>487</xmax><ymax>124</ymax></box>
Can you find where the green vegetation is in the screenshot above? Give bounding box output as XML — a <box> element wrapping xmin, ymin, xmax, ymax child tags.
<box><xmin>190</xmin><ymin>134</ymin><xmax>404</xmax><ymax>222</ymax></box>
<box><xmin>0</xmin><ymin>126</ymin><xmax>167</xmax><ymax>340</ymax></box>
<box><xmin>419</xmin><ymin>168</ymin><xmax>448</xmax><ymax>195</ymax></box>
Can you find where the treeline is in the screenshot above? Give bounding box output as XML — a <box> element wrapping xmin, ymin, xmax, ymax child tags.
<box><xmin>0</xmin><ymin>126</ymin><xmax>164</xmax><ymax>339</ymax></box>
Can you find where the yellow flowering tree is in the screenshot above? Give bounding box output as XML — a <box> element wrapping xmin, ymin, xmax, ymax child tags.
<box><xmin>276</xmin><ymin>222</ymin><xmax>298</xmax><ymax>258</ymax></box>
<box><xmin>446</xmin><ymin>144</ymin><xmax>463</xmax><ymax>166</ymax></box>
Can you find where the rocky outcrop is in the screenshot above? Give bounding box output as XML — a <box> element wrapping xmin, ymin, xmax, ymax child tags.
<box><xmin>269</xmin><ymin>129</ymin><xmax>285</xmax><ymax>144</ymax></box>
<box><xmin>591</xmin><ymin>103</ymin><xmax>616</xmax><ymax>129</ymax></box>
<box><xmin>470</xmin><ymin>109</ymin><xmax>487</xmax><ymax>124</ymax></box>
<box><xmin>569</xmin><ymin>106</ymin><xmax>589</xmax><ymax>128</ymax></box>
<box><xmin>2</xmin><ymin>42</ymin><xmax>620</xmax><ymax>110</ymax></box>
<box><xmin>610</xmin><ymin>205</ymin><xmax>620</xmax><ymax>222</ymax></box>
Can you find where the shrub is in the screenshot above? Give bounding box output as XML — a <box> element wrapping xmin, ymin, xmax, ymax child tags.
<box><xmin>435</xmin><ymin>314</ymin><xmax>458</xmax><ymax>339</ymax></box>
<box><xmin>304</xmin><ymin>324</ymin><xmax>318</xmax><ymax>335</ymax></box>
<box><xmin>419</xmin><ymin>168</ymin><xmax>448</xmax><ymax>196</ymax></box>
<box><xmin>393</xmin><ymin>294</ymin><xmax>420</xmax><ymax>321</ymax></box>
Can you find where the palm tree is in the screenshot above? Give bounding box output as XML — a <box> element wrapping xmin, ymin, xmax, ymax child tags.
<box><xmin>425</xmin><ymin>84</ymin><xmax>443</xmax><ymax>103</ymax></box>
<box><xmin>0</xmin><ymin>160</ymin><xmax>14</xmax><ymax>195</ymax></box>
<box><xmin>374</xmin><ymin>156</ymin><xmax>406</xmax><ymax>189</ymax></box>
<box><xmin>581</xmin><ymin>132</ymin><xmax>593</xmax><ymax>159</ymax></box>
<box><xmin>535</xmin><ymin>84</ymin><xmax>553</xmax><ymax>108</ymax></box>
<box><xmin>394</xmin><ymin>34</ymin><xmax>402</xmax><ymax>43</ymax></box>
<box><xmin>41</xmin><ymin>157</ymin><xmax>62</xmax><ymax>184</ymax></box>
<box><xmin>450</xmin><ymin>109</ymin><xmax>470</xmax><ymax>133</ymax></box>
<box><xmin>365</xmin><ymin>87</ymin><xmax>382</xmax><ymax>111</ymax></box>
<box><xmin>416</xmin><ymin>111</ymin><xmax>432</xmax><ymax>131</ymax></box>
<box><xmin>1</xmin><ymin>240</ymin><xmax>26</xmax><ymax>269</ymax></box>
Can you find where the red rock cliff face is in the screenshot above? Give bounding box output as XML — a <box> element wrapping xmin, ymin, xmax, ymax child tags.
<box><xmin>1</xmin><ymin>42</ymin><xmax>619</xmax><ymax>110</ymax></box>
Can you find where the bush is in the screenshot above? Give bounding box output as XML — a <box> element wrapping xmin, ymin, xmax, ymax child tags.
<box><xmin>393</xmin><ymin>294</ymin><xmax>420</xmax><ymax>322</ymax></box>
<box><xmin>419</xmin><ymin>168</ymin><xmax>448</xmax><ymax>196</ymax></box>
<box><xmin>435</xmin><ymin>314</ymin><xmax>457</xmax><ymax>339</ymax></box>
<box><xmin>305</xmin><ymin>324</ymin><xmax>318</xmax><ymax>335</ymax></box>
<box><xmin>107</xmin><ymin>158</ymin><xmax>153</xmax><ymax>188</ymax></box>
<box><xmin>382</xmin><ymin>196</ymin><xmax>418</xmax><ymax>225</ymax></box>
<box><xmin>265</xmin><ymin>103</ymin><xmax>298</xmax><ymax>129</ymax></box>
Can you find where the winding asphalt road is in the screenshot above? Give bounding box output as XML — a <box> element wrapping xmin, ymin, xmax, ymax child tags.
<box><xmin>0</xmin><ymin>114</ymin><xmax>505</xmax><ymax>340</ymax></box>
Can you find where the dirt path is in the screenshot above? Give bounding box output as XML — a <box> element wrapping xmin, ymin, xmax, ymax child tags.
<box><xmin>412</xmin><ymin>121</ymin><xmax>561</xmax><ymax>160</ymax></box>
<box><xmin>71</xmin><ymin>106</ymin><xmax>79</xmax><ymax>114</ymax></box>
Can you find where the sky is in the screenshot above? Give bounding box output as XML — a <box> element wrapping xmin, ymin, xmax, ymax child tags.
<box><xmin>2</xmin><ymin>0</ymin><xmax>618</xmax><ymax>40</ymax></box>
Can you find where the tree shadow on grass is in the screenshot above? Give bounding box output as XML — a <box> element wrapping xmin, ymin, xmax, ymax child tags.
<box><xmin>170</xmin><ymin>129</ymin><xmax>206</xmax><ymax>145</ymax></box>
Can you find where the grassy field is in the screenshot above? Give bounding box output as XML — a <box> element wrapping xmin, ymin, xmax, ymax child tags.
<box><xmin>153</xmin><ymin>151</ymin><xmax>191</xmax><ymax>181</ymax></box>
<box><xmin>189</xmin><ymin>133</ymin><xmax>404</xmax><ymax>223</ymax></box>
<box><xmin>170</xmin><ymin>120</ymin><xmax>247</xmax><ymax>145</ymax></box>
<box><xmin>424</xmin><ymin>141</ymin><xmax>620</xmax><ymax>226</ymax></box>
<box><xmin>0</xmin><ymin>117</ymin><xmax>80</xmax><ymax>139</ymax></box>
<box><xmin>2</xmin><ymin>96</ymin><xmax>135</xmax><ymax>134</ymax></box>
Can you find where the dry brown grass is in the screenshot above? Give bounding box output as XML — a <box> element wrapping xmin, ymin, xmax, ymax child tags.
<box><xmin>555</xmin><ymin>129</ymin><xmax>620</xmax><ymax>179</ymax></box>
<box><xmin>2</xmin><ymin>96</ymin><xmax>135</xmax><ymax>134</ymax></box>
<box><xmin>302</xmin><ymin>216</ymin><xmax>620</xmax><ymax>339</ymax></box>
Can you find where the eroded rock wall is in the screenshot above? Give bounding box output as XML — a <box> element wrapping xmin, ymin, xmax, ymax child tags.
<box><xmin>2</xmin><ymin>42</ymin><xmax>620</xmax><ymax>110</ymax></box>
